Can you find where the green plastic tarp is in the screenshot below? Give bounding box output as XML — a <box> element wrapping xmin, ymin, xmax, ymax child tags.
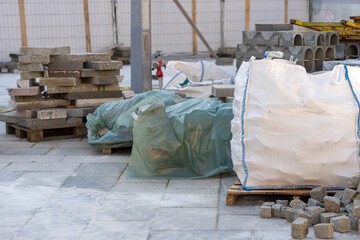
<box><xmin>86</xmin><ymin>90</ymin><xmax>233</xmax><ymax>179</ymax></box>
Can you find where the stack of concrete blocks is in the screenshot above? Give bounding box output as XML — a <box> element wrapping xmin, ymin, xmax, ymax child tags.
<box><xmin>112</xmin><ymin>47</ymin><xmax>130</xmax><ymax>65</ymax></box>
<box><xmin>260</xmin><ymin>176</ymin><xmax>360</xmax><ymax>239</ymax></box>
<box><xmin>236</xmin><ymin>30</ymin><xmax>341</xmax><ymax>72</ymax></box>
<box><xmin>4</xmin><ymin>46</ymin><xmax>124</xmax><ymax>140</ymax></box>
<box><xmin>0</xmin><ymin>53</ymin><xmax>18</xmax><ymax>73</ymax></box>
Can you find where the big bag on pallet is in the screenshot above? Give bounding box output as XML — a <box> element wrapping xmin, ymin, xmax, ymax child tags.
<box><xmin>231</xmin><ymin>56</ymin><xmax>360</xmax><ymax>189</ymax></box>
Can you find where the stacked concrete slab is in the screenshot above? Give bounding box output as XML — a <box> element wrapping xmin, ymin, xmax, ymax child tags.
<box><xmin>0</xmin><ymin>46</ymin><xmax>124</xmax><ymax>141</ymax></box>
<box><xmin>236</xmin><ymin>29</ymin><xmax>342</xmax><ymax>72</ymax></box>
<box><xmin>112</xmin><ymin>47</ymin><xmax>130</xmax><ymax>65</ymax></box>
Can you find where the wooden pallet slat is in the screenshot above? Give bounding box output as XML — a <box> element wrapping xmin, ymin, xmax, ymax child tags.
<box><xmin>226</xmin><ymin>179</ymin><xmax>342</xmax><ymax>206</ymax></box>
<box><xmin>6</xmin><ymin>123</ymin><xmax>87</xmax><ymax>142</ymax></box>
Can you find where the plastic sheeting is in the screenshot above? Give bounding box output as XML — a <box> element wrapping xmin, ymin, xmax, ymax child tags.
<box><xmin>232</xmin><ymin>57</ymin><xmax>360</xmax><ymax>189</ymax></box>
<box><xmin>86</xmin><ymin>91</ymin><xmax>185</xmax><ymax>149</ymax></box>
<box><xmin>162</xmin><ymin>60</ymin><xmax>232</xmax><ymax>98</ymax></box>
<box><xmin>86</xmin><ymin>90</ymin><xmax>234</xmax><ymax>179</ymax></box>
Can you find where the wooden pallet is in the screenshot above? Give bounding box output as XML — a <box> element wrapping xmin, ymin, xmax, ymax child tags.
<box><xmin>6</xmin><ymin>123</ymin><xmax>87</xmax><ymax>142</ymax></box>
<box><xmin>101</xmin><ymin>147</ymin><xmax>132</xmax><ymax>155</ymax></box>
<box><xmin>226</xmin><ymin>180</ymin><xmax>341</xmax><ymax>206</ymax></box>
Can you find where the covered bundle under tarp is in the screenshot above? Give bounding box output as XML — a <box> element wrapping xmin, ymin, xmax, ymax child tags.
<box><xmin>86</xmin><ymin>90</ymin><xmax>233</xmax><ymax>179</ymax></box>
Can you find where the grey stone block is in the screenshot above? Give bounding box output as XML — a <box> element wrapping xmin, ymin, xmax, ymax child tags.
<box><xmin>330</xmin><ymin>215</ymin><xmax>351</xmax><ymax>233</ymax></box>
<box><xmin>346</xmin><ymin>203</ymin><xmax>354</xmax><ymax>214</ymax></box>
<box><xmin>80</xmin><ymin>69</ymin><xmax>120</xmax><ymax>78</ymax></box>
<box><xmin>276</xmin><ymin>200</ymin><xmax>289</xmax><ymax>206</ymax></box>
<box><xmin>82</xmin><ymin>53</ymin><xmax>112</xmax><ymax>62</ymax></box>
<box><xmin>48</xmin><ymin>62</ymin><xmax>83</xmax><ymax>71</ymax></box>
<box><xmin>271</xmin><ymin>204</ymin><xmax>282</xmax><ymax>218</ymax></box>
<box><xmin>278</xmin><ymin>31</ymin><xmax>304</xmax><ymax>47</ymax></box>
<box><xmin>37</xmin><ymin>108</ymin><xmax>67</xmax><ymax>120</ymax></box>
<box><xmin>335</xmin><ymin>43</ymin><xmax>346</xmax><ymax>60</ymax></box>
<box><xmin>283</xmin><ymin>46</ymin><xmax>314</xmax><ymax>72</ymax></box>
<box><xmin>345</xmin><ymin>43</ymin><xmax>360</xmax><ymax>59</ymax></box>
<box><xmin>243</xmin><ymin>31</ymin><xmax>279</xmax><ymax>45</ymax></box>
<box><xmin>18</xmin><ymin>63</ymin><xmax>44</xmax><ymax>72</ymax></box>
<box><xmin>353</xmin><ymin>200</ymin><xmax>360</xmax><ymax>217</ymax></box>
<box><xmin>39</xmin><ymin>77</ymin><xmax>80</xmax><ymax>87</ymax></box>
<box><xmin>18</xmin><ymin>55</ymin><xmax>50</xmax><ymax>64</ymax></box>
<box><xmin>17</xmin><ymin>79</ymin><xmax>36</xmax><ymax>88</ymax></box>
<box><xmin>290</xmin><ymin>199</ymin><xmax>306</xmax><ymax>210</ymax></box>
<box><xmin>325</xmin><ymin>45</ymin><xmax>336</xmax><ymax>63</ymax></box>
<box><xmin>50</xmin><ymin>54</ymin><xmax>87</xmax><ymax>62</ymax></box>
<box><xmin>341</xmin><ymin>188</ymin><xmax>357</xmax><ymax>206</ymax></box>
<box><xmin>260</xmin><ymin>206</ymin><xmax>272</xmax><ymax>218</ymax></box>
<box><xmin>81</xmin><ymin>76</ymin><xmax>120</xmax><ymax>85</ymax></box>
<box><xmin>305</xmin><ymin>206</ymin><xmax>322</xmax><ymax>225</ymax></box>
<box><xmin>20</xmin><ymin>46</ymin><xmax>70</xmax><ymax>55</ymax></box>
<box><xmin>66</xmin><ymin>107</ymin><xmax>96</xmax><ymax>117</ymax></box>
<box><xmin>291</xmin><ymin>217</ymin><xmax>308</xmax><ymax>239</ymax></box>
<box><xmin>212</xmin><ymin>85</ymin><xmax>235</xmax><ymax>97</ymax></box>
<box><xmin>20</xmin><ymin>71</ymin><xmax>43</xmax><ymax>80</ymax></box>
<box><xmin>308</xmin><ymin>198</ymin><xmax>324</xmax><ymax>208</ymax></box>
<box><xmin>255</xmin><ymin>24</ymin><xmax>293</xmax><ymax>31</ymax></box>
<box><xmin>215</xmin><ymin>57</ymin><xmax>234</xmax><ymax>66</ymax></box>
<box><xmin>237</xmin><ymin>44</ymin><xmax>269</xmax><ymax>59</ymax></box>
<box><xmin>262</xmin><ymin>202</ymin><xmax>275</xmax><ymax>206</ymax></box>
<box><xmin>84</xmin><ymin>61</ymin><xmax>122</xmax><ymax>70</ymax></box>
<box><xmin>280</xmin><ymin>206</ymin><xmax>290</xmax><ymax>218</ymax></box>
<box><xmin>62</xmin><ymin>90</ymin><xmax>122</xmax><ymax>100</ymax></box>
<box><xmin>48</xmin><ymin>70</ymin><xmax>81</xmax><ymax>78</ymax></box>
<box><xmin>62</xmin><ymin>176</ymin><xmax>118</xmax><ymax>191</ymax></box>
<box><xmin>294</xmin><ymin>210</ymin><xmax>312</xmax><ymax>226</ymax></box>
<box><xmin>303</xmin><ymin>31</ymin><xmax>327</xmax><ymax>46</ymax></box>
<box><xmin>326</xmin><ymin>32</ymin><xmax>339</xmax><ymax>46</ymax></box>
<box><xmin>354</xmin><ymin>194</ymin><xmax>360</xmax><ymax>201</ymax></box>
<box><xmin>314</xmin><ymin>46</ymin><xmax>325</xmax><ymax>71</ymax></box>
<box><xmin>349</xmin><ymin>213</ymin><xmax>359</xmax><ymax>231</ymax></box>
<box><xmin>285</xmin><ymin>208</ymin><xmax>299</xmax><ymax>222</ymax></box>
<box><xmin>324</xmin><ymin>196</ymin><xmax>340</xmax><ymax>213</ymax></box>
<box><xmin>314</xmin><ymin>223</ymin><xmax>334</xmax><ymax>239</ymax></box>
<box><xmin>320</xmin><ymin>212</ymin><xmax>338</xmax><ymax>223</ymax></box>
<box><xmin>334</xmin><ymin>191</ymin><xmax>344</xmax><ymax>200</ymax></box>
<box><xmin>310</xmin><ymin>186</ymin><xmax>327</xmax><ymax>202</ymax></box>
<box><xmin>345</xmin><ymin>176</ymin><xmax>359</xmax><ymax>189</ymax></box>
<box><xmin>153</xmin><ymin>208</ymin><xmax>217</xmax><ymax>230</ymax></box>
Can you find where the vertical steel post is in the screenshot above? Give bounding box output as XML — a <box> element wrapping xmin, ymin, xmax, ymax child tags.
<box><xmin>220</xmin><ymin>0</ymin><xmax>225</xmax><ymax>48</ymax></box>
<box><xmin>131</xmin><ymin>0</ymin><xmax>152</xmax><ymax>93</ymax></box>
<box><xmin>309</xmin><ymin>0</ymin><xmax>313</xmax><ymax>22</ymax></box>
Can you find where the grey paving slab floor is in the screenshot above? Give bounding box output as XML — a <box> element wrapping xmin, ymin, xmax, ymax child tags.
<box><xmin>0</xmin><ymin>71</ymin><xmax>358</xmax><ymax>239</ymax></box>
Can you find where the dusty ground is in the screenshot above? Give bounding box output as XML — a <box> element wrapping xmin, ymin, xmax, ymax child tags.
<box><xmin>0</xmin><ymin>62</ymin><xmax>358</xmax><ymax>239</ymax></box>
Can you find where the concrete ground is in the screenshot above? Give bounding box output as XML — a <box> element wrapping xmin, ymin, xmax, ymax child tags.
<box><xmin>0</xmin><ymin>63</ymin><xmax>359</xmax><ymax>239</ymax></box>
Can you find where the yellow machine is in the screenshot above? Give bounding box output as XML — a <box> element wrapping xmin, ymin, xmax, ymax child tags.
<box><xmin>290</xmin><ymin>16</ymin><xmax>360</xmax><ymax>42</ymax></box>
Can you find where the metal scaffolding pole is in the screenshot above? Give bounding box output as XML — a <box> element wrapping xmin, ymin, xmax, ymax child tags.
<box><xmin>131</xmin><ymin>0</ymin><xmax>152</xmax><ymax>93</ymax></box>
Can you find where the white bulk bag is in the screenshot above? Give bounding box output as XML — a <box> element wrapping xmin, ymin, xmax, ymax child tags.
<box><xmin>231</xmin><ymin>57</ymin><xmax>360</xmax><ymax>189</ymax></box>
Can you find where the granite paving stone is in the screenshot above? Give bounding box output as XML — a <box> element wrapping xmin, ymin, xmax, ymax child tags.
<box><xmin>218</xmin><ymin>215</ymin><xmax>289</xmax><ymax>231</ymax></box>
<box><xmin>12</xmin><ymin>172</ymin><xmax>71</xmax><ymax>188</ymax></box>
<box><xmin>161</xmin><ymin>188</ymin><xmax>219</xmax><ymax>208</ymax></box>
<box><xmin>4</xmin><ymin>162</ymin><xmax>80</xmax><ymax>172</ymax></box>
<box><xmin>61</xmin><ymin>155</ymin><xmax>130</xmax><ymax>164</ymax></box>
<box><xmin>75</xmin><ymin>163</ymin><xmax>126</xmax><ymax>177</ymax></box>
<box><xmin>0</xmin><ymin>155</ymin><xmax>65</xmax><ymax>163</ymax></box>
<box><xmin>18</xmin><ymin>212</ymin><xmax>90</xmax><ymax>237</ymax></box>
<box><xmin>62</xmin><ymin>176</ymin><xmax>118</xmax><ymax>191</ymax></box>
<box><xmin>148</xmin><ymin>230</ymin><xmax>253</xmax><ymax>240</ymax></box>
<box><xmin>0</xmin><ymin>227</ymin><xmax>19</xmax><ymax>240</ymax></box>
<box><xmin>0</xmin><ymin>148</ymin><xmax>50</xmax><ymax>155</ymax></box>
<box><xmin>40</xmin><ymin>188</ymin><xmax>105</xmax><ymax>217</ymax></box>
<box><xmin>153</xmin><ymin>208</ymin><xmax>217</xmax><ymax>230</ymax></box>
<box><xmin>81</xmin><ymin>220</ymin><xmax>151</xmax><ymax>240</ymax></box>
